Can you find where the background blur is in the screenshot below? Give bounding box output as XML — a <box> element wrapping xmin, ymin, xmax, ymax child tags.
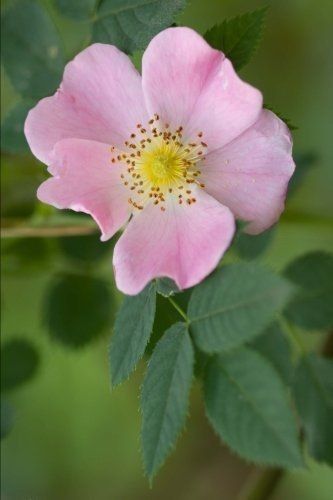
<box><xmin>1</xmin><ymin>0</ymin><xmax>333</xmax><ymax>498</ymax></box>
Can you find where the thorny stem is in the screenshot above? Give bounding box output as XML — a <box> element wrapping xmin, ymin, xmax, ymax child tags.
<box><xmin>167</xmin><ymin>296</ymin><xmax>189</xmax><ymax>324</ymax></box>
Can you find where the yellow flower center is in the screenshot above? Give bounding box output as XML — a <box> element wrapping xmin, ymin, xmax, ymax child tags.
<box><xmin>111</xmin><ymin>114</ymin><xmax>207</xmax><ymax>212</ymax></box>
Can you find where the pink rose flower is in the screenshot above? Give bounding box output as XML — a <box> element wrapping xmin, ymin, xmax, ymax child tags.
<box><xmin>25</xmin><ymin>27</ymin><xmax>295</xmax><ymax>295</ymax></box>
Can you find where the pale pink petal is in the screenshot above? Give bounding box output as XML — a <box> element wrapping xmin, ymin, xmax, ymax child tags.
<box><xmin>201</xmin><ymin>110</ymin><xmax>295</xmax><ymax>234</ymax></box>
<box><xmin>37</xmin><ymin>139</ymin><xmax>130</xmax><ymax>241</ymax></box>
<box><xmin>113</xmin><ymin>189</ymin><xmax>235</xmax><ymax>295</ymax></box>
<box><xmin>25</xmin><ymin>44</ymin><xmax>147</xmax><ymax>164</ymax></box>
<box><xmin>142</xmin><ymin>27</ymin><xmax>262</xmax><ymax>150</ymax></box>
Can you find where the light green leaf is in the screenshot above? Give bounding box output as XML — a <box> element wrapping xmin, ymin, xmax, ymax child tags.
<box><xmin>1</xmin><ymin>99</ymin><xmax>35</xmax><ymax>154</ymax></box>
<box><xmin>204</xmin><ymin>7</ymin><xmax>267</xmax><ymax>70</ymax></box>
<box><xmin>92</xmin><ymin>0</ymin><xmax>186</xmax><ymax>54</ymax></box>
<box><xmin>251</xmin><ymin>322</ymin><xmax>294</xmax><ymax>385</ymax></box>
<box><xmin>1</xmin><ymin>399</ymin><xmax>15</xmax><ymax>440</ymax></box>
<box><xmin>110</xmin><ymin>282</ymin><xmax>156</xmax><ymax>386</ymax></box>
<box><xmin>141</xmin><ymin>322</ymin><xmax>194</xmax><ymax>480</ymax></box>
<box><xmin>1</xmin><ymin>0</ymin><xmax>64</xmax><ymax>99</ymax></box>
<box><xmin>188</xmin><ymin>263</ymin><xmax>294</xmax><ymax>353</ymax></box>
<box><xmin>1</xmin><ymin>339</ymin><xmax>39</xmax><ymax>392</ymax></box>
<box><xmin>204</xmin><ymin>347</ymin><xmax>303</xmax><ymax>467</ymax></box>
<box><xmin>54</xmin><ymin>0</ymin><xmax>97</xmax><ymax>20</ymax></box>
<box><xmin>293</xmin><ymin>354</ymin><xmax>333</xmax><ymax>465</ymax></box>
<box><xmin>284</xmin><ymin>252</ymin><xmax>333</xmax><ymax>330</ymax></box>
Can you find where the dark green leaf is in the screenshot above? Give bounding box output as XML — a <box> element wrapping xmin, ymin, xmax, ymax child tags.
<box><xmin>264</xmin><ymin>104</ymin><xmax>298</xmax><ymax>131</ymax></box>
<box><xmin>288</xmin><ymin>152</ymin><xmax>318</xmax><ymax>194</ymax></box>
<box><xmin>156</xmin><ymin>278</ymin><xmax>179</xmax><ymax>297</ymax></box>
<box><xmin>1</xmin><ymin>0</ymin><xmax>64</xmax><ymax>98</ymax></box>
<box><xmin>1</xmin><ymin>399</ymin><xmax>15</xmax><ymax>440</ymax></box>
<box><xmin>284</xmin><ymin>252</ymin><xmax>333</xmax><ymax>330</ymax></box>
<box><xmin>44</xmin><ymin>273</ymin><xmax>113</xmax><ymax>348</ymax></box>
<box><xmin>234</xmin><ymin>226</ymin><xmax>276</xmax><ymax>260</ymax></box>
<box><xmin>204</xmin><ymin>347</ymin><xmax>303</xmax><ymax>467</ymax></box>
<box><xmin>293</xmin><ymin>354</ymin><xmax>333</xmax><ymax>465</ymax></box>
<box><xmin>92</xmin><ymin>0</ymin><xmax>186</xmax><ymax>54</ymax></box>
<box><xmin>188</xmin><ymin>263</ymin><xmax>294</xmax><ymax>353</ymax></box>
<box><xmin>54</xmin><ymin>0</ymin><xmax>97</xmax><ymax>20</ymax></box>
<box><xmin>204</xmin><ymin>7</ymin><xmax>267</xmax><ymax>70</ymax></box>
<box><xmin>251</xmin><ymin>322</ymin><xmax>294</xmax><ymax>385</ymax></box>
<box><xmin>1</xmin><ymin>338</ymin><xmax>39</xmax><ymax>392</ymax></box>
<box><xmin>141</xmin><ymin>322</ymin><xmax>194</xmax><ymax>480</ymax></box>
<box><xmin>1</xmin><ymin>100</ymin><xmax>35</xmax><ymax>154</ymax></box>
<box><xmin>109</xmin><ymin>282</ymin><xmax>156</xmax><ymax>386</ymax></box>
<box><xmin>58</xmin><ymin>233</ymin><xmax>114</xmax><ymax>263</ymax></box>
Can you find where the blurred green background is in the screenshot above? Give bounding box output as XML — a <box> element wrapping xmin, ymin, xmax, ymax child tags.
<box><xmin>1</xmin><ymin>0</ymin><xmax>333</xmax><ymax>498</ymax></box>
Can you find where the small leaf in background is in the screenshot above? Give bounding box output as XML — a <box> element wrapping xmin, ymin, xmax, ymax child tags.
<box><xmin>141</xmin><ymin>322</ymin><xmax>194</xmax><ymax>481</ymax></box>
<box><xmin>293</xmin><ymin>354</ymin><xmax>333</xmax><ymax>465</ymax></box>
<box><xmin>284</xmin><ymin>252</ymin><xmax>333</xmax><ymax>330</ymax></box>
<box><xmin>3</xmin><ymin>238</ymin><xmax>50</xmax><ymax>271</ymax></box>
<box><xmin>204</xmin><ymin>7</ymin><xmax>267</xmax><ymax>70</ymax></box>
<box><xmin>250</xmin><ymin>322</ymin><xmax>294</xmax><ymax>385</ymax></box>
<box><xmin>288</xmin><ymin>152</ymin><xmax>318</xmax><ymax>194</ymax></box>
<box><xmin>233</xmin><ymin>226</ymin><xmax>276</xmax><ymax>260</ymax></box>
<box><xmin>188</xmin><ymin>263</ymin><xmax>293</xmax><ymax>353</ymax></box>
<box><xmin>204</xmin><ymin>347</ymin><xmax>303</xmax><ymax>467</ymax></box>
<box><xmin>1</xmin><ymin>99</ymin><xmax>36</xmax><ymax>154</ymax></box>
<box><xmin>1</xmin><ymin>399</ymin><xmax>15</xmax><ymax>440</ymax></box>
<box><xmin>1</xmin><ymin>338</ymin><xmax>39</xmax><ymax>392</ymax></box>
<box><xmin>109</xmin><ymin>282</ymin><xmax>156</xmax><ymax>386</ymax></box>
<box><xmin>1</xmin><ymin>0</ymin><xmax>64</xmax><ymax>99</ymax></box>
<box><xmin>156</xmin><ymin>278</ymin><xmax>179</xmax><ymax>297</ymax></box>
<box><xmin>58</xmin><ymin>233</ymin><xmax>114</xmax><ymax>263</ymax></box>
<box><xmin>44</xmin><ymin>273</ymin><xmax>113</xmax><ymax>348</ymax></box>
<box><xmin>54</xmin><ymin>0</ymin><xmax>97</xmax><ymax>20</ymax></box>
<box><xmin>263</xmin><ymin>103</ymin><xmax>298</xmax><ymax>131</ymax></box>
<box><xmin>91</xmin><ymin>0</ymin><xmax>187</xmax><ymax>54</ymax></box>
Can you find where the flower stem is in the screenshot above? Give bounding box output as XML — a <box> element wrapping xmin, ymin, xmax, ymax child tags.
<box><xmin>168</xmin><ymin>297</ymin><xmax>189</xmax><ymax>324</ymax></box>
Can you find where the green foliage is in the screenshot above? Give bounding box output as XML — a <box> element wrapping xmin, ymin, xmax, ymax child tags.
<box><xmin>188</xmin><ymin>263</ymin><xmax>293</xmax><ymax>353</ymax></box>
<box><xmin>289</xmin><ymin>152</ymin><xmax>318</xmax><ymax>194</ymax></box>
<box><xmin>156</xmin><ymin>278</ymin><xmax>179</xmax><ymax>297</ymax></box>
<box><xmin>204</xmin><ymin>347</ymin><xmax>303</xmax><ymax>467</ymax></box>
<box><xmin>141</xmin><ymin>322</ymin><xmax>194</xmax><ymax>480</ymax></box>
<box><xmin>1</xmin><ymin>100</ymin><xmax>35</xmax><ymax>154</ymax></box>
<box><xmin>204</xmin><ymin>7</ymin><xmax>267</xmax><ymax>70</ymax></box>
<box><xmin>109</xmin><ymin>283</ymin><xmax>156</xmax><ymax>386</ymax></box>
<box><xmin>293</xmin><ymin>354</ymin><xmax>333</xmax><ymax>465</ymax></box>
<box><xmin>1</xmin><ymin>338</ymin><xmax>39</xmax><ymax>392</ymax></box>
<box><xmin>284</xmin><ymin>252</ymin><xmax>333</xmax><ymax>330</ymax></box>
<box><xmin>263</xmin><ymin>104</ymin><xmax>298</xmax><ymax>131</ymax></box>
<box><xmin>1</xmin><ymin>399</ymin><xmax>15</xmax><ymax>440</ymax></box>
<box><xmin>58</xmin><ymin>233</ymin><xmax>114</xmax><ymax>264</ymax></box>
<box><xmin>1</xmin><ymin>0</ymin><xmax>64</xmax><ymax>99</ymax></box>
<box><xmin>233</xmin><ymin>226</ymin><xmax>276</xmax><ymax>260</ymax></box>
<box><xmin>251</xmin><ymin>322</ymin><xmax>294</xmax><ymax>385</ymax></box>
<box><xmin>54</xmin><ymin>0</ymin><xmax>97</xmax><ymax>20</ymax></box>
<box><xmin>44</xmin><ymin>273</ymin><xmax>113</xmax><ymax>348</ymax></box>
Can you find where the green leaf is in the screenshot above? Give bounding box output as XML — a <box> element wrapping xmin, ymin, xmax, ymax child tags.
<box><xmin>92</xmin><ymin>0</ymin><xmax>187</xmax><ymax>54</ymax></box>
<box><xmin>1</xmin><ymin>338</ymin><xmax>39</xmax><ymax>392</ymax></box>
<box><xmin>233</xmin><ymin>226</ymin><xmax>276</xmax><ymax>260</ymax></box>
<box><xmin>44</xmin><ymin>273</ymin><xmax>114</xmax><ymax>348</ymax></box>
<box><xmin>141</xmin><ymin>322</ymin><xmax>194</xmax><ymax>480</ymax></box>
<box><xmin>251</xmin><ymin>322</ymin><xmax>294</xmax><ymax>385</ymax></box>
<box><xmin>204</xmin><ymin>347</ymin><xmax>303</xmax><ymax>467</ymax></box>
<box><xmin>293</xmin><ymin>354</ymin><xmax>333</xmax><ymax>465</ymax></box>
<box><xmin>188</xmin><ymin>263</ymin><xmax>294</xmax><ymax>353</ymax></box>
<box><xmin>1</xmin><ymin>99</ymin><xmax>35</xmax><ymax>154</ymax></box>
<box><xmin>1</xmin><ymin>0</ymin><xmax>64</xmax><ymax>99</ymax></box>
<box><xmin>156</xmin><ymin>278</ymin><xmax>179</xmax><ymax>297</ymax></box>
<box><xmin>204</xmin><ymin>7</ymin><xmax>267</xmax><ymax>70</ymax></box>
<box><xmin>54</xmin><ymin>0</ymin><xmax>97</xmax><ymax>20</ymax></box>
<box><xmin>288</xmin><ymin>152</ymin><xmax>318</xmax><ymax>194</ymax></box>
<box><xmin>1</xmin><ymin>399</ymin><xmax>15</xmax><ymax>440</ymax></box>
<box><xmin>284</xmin><ymin>252</ymin><xmax>333</xmax><ymax>330</ymax></box>
<box><xmin>58</xmin><ymin>233</ymin><xmax>114</xmax><ymax>263</ymax></box>
<box><xmin>264</xmin><ymin>104</ymin><xmax>298</xmax><ymax>131</ymax></box>
<box><xmin>109</xmin><ymin>282</ymin><xmax>156</xmax><ymax>386</ymax></box>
